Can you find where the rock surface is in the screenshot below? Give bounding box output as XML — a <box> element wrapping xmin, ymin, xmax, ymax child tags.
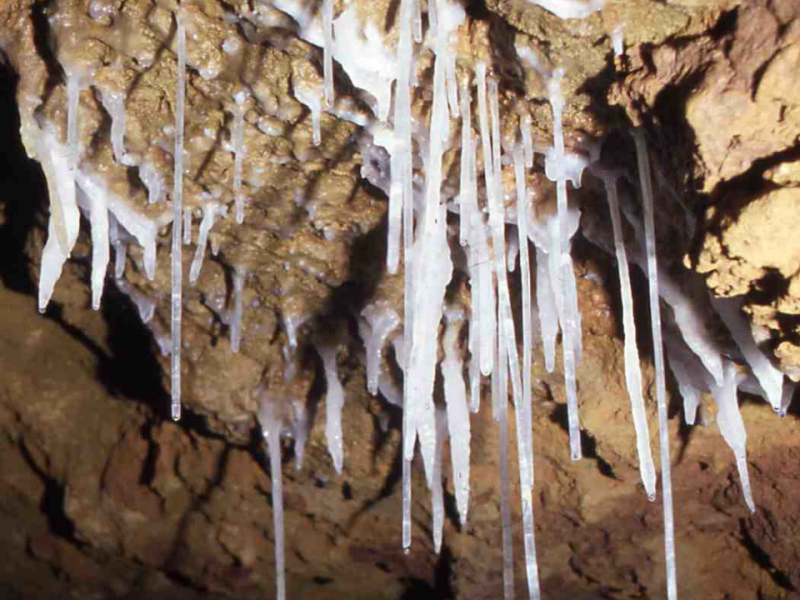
<box><xmin>1</xmin><ymin>0</ymin><xmax>800</xmax><ymax>599</ymax></box>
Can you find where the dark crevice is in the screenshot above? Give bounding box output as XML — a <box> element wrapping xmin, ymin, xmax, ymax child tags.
<box><xmin>162</xmin><ymin>444</ymin><xmax>232</xmax><ymax>586</ymax></box>
<box><xmin>442</xmin><ymin>479</ymin><xmax>462</xmax><ymax>535</ymax></box>
<box><xmin>750</xmin><ymin>47</ymin><xmax>781</xmax><ymax>102</ymax></box>
<box><xmin>342</xmin><ymin>481</ymin><xmax>354</xmax><ymax>501</ymax></box>
<box><xmin>163</xmin><ymin>568</ymin><xmax>208</xmax><ymax>592</ymax></box>
<box><xmin>688</xmin><ymin>142</ymin><xmax>800</xmax><ymax>275</ymax></box>
<box><xmin>547</xmin><ymin>402</ymin><xmax>571</xmax><ymax>443</ymax></box>
<box><xmin>17</xmin><ymin>439</ymin><xmax>80</xmax><ymax>543</ymax></box>
<box><xmin>30</xmin><ymin>1</ymin><xmax>63</xmax><ymax>105</ymax></box>
<box><xmin>739</xmin><ymin>521</ymin><xmax>796</xmax><ymax>592</ymax></box>
<box><xmin>708</xmin><ymin>6</ymin><xmax>739</xmax><ymax>42</ymax></box>
<box><xmin>749</xmin><ymin>268</ymin><xmax>790</xmax><ymax>306</ymax></box>
<box><xmin>139</xmin><ymin>422</ymin><xmax>160</xmax><ymax>487</ymax></box>
<box><xmin>176</xmin><ymin>409</ymin><xmax>235</xmax><ymax>443</ymax></box>
<box><xmin>702</xmin><ymin>143</ymin><xmax>800</xmax><ymax>232</ymax></box>
<box><xmin>582</xmin><ymin>432</ymin><xmax>617</xmax><ymax>480</ymax></box>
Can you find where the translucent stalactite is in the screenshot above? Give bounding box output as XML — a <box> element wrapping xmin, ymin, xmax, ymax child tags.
<box><xmin>546</xmin><ymin>69</ymin><xmax>582</xmax><ymax>461</ymax></box>
<box><xmin>259</xmin><ymin>398</ymin><xmax>287</xmax><ymax>600</ymax></box>
<box><xmin>602</xmin><ymin>172</ymin><xmax>656</xmax><ymax>499</ymax></box>
<box><xmin>170</xmin><ymin>11</ymin><xmax>186</xmax><ymax>422</ymax></box>
<box><xmin>230</xmin><ymin>266</ymin><xmax>246</xmax><ymax>353</ymax></box>
<box><xmin>633</xmin><ymin>128</ymin><xmax>678</xmax><ymax>600</ymax></box>
<box><xmin>441</xmin><ymin>313</ymin><xmax>471</xmax><ymax>525</ymax></box>
<box><xmin>317</xmin><ymin>341</ymin><xmax>346</xmax><ymax>474</ymax></box>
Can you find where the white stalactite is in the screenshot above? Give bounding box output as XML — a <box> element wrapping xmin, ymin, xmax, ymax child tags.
<box><xmin>535</xmin><ymin>246</ymin><xmax>558</xmax><ymax>373</ymax></box>
<box><xmin>99</xmin><ymin>90</ymin><xmax>130</xmax><ymax>165</ymax></box>
<box><xmin>514</xmin><ymin>145</ymin><xmax>542</xmax><ymax>600</ymax></box>
<box><xmin>360</xmin><ymin>303</ymin><xmax>401</xmax><ymax>396</ymax></box>
<box><xmin>602</xmin><ymin>172</ymin><xmax>656</xmax><ymax>500</ymax></box>
<box><xmin>317</xmin><ymin>341</ymin><xmax>346</xmax><ymax>474</ymax></box>
<box><xmin>183</xmin><ymin>207</ymin><xmax>192</xmax><ymax>245</ymax></box>
<box><xmin>459</xmin><ymin>79</ymin><xmax>473</xmax><ymax>247</ymax></box>
<box><xmin>232</xmin><ymin>91</ymin><xmax>248</xmax><ymax>224</ymax></box>
<box><xmin>496</xmin><ymin>343</ymin><xmax>515</xmax><ymax>600</ymax></box>
<box><xmin>633</xmin><ymin>128</ymin><xmax>678</xmax><ymax>600</ymax></box>
<box><xmin>521</xmin><ymin>114</ymin><xmax>534</xmax><ymax>168</ymax></box>
<box><xmin>230</xmin><ymin>266</ymin><xmax>246</xmax><ymax>353</ymax></box>
<box><xmin>171</xmin><ymin>11</ymin><xmax>186</xmax><ymax>422</ymax></box>
<box><xmin>86</xmin><ymin>186</ymin><xmax>110</xmax><ymax>311</ymax></box>
<box><xmin>546</xmin><ymin>69</ymin><xmax>582</xmax><ymax>461</ymax></box>
<box><xmin>190</xmin><ymin>202</ymin><xmax>226</xmax><ymax>285</ymax></box>
<box><xmin>712</xmin><ymin>295</ymin><xmax>784</xmax><ymax>413</ymax></box>
<box><xmin>109</xmin><ymin>215</ymin><xmax>127</xmax><ymax>280</ymax></box>
<box><xmin>431</xmin><ymin>407</ymin><xmax>447</xmax><ymax>554</ymax></box>
<box><xmin>475</xmin><ymin>62</ymin><xmax>496</xmax><ymax>379</ymax></box>
<box><xmin>406</xmin><ymin>14</ymin><xmax>453</xmax><ymax>488</ymax></box>
<box><xmin>36</xmin><ymin>130</ymin><xmax>79</xmax><ymax>312</ymax></box>
<box><xmin>323</xmin><ymin>0</ymin><xmax>335</xmax><ymax>108</ymax></box>
<box><xmin>258</xmin><ymin>398</ymin><xmax>287</xmax><ymax>600</ymax></box>
<box><xmin>441</xmin><ymin>313</ymin><xmax>471</xmax><ymax>525</ymax></box>
<box><xmin>711</xmin><ymin>361</ymin><xmax>755</xmax><ymax>513</ymax></box>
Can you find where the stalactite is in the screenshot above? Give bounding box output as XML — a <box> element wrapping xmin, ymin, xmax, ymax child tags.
<box><xmin>170</xmin><ymin>10</ymin><xmax>186</xmax><ymax>422</ymax></box>
<box><xmin>601</xmin><ymin>171</ymin><xmax>656</xmax><ymax>499</ymax></box>
<box><xmin>546</xmin><ymin>69</ymin><xmax>582</xmax><ymax>461</ymax></box>
<box><xmin>633</xmin><ymin>127</ymin><xmax>678</xmax><ymax>600</ymax></box>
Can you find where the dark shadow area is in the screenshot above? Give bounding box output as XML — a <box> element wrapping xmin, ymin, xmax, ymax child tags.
<box><xmin>433</xmin><ymin>543</ymin><xmax>456</xmax><ymax>599</ymax></box>
<box><xmin>576</xmin><ymin>61</ymin><xmax>632</xmax><ymax>137</ymax></box>
<box><xmin>139</xmin><ymin>420</ymin><xmax>161</xmax><ymax>487</ymax></box>
<box><xmin>342</xmin><ymin>481</ymin><xmax>354</xmax><ymax>501</ymax></box>
<box><xmin>465</xmin><ymin>0</ymin><xmax>489</xmax><ymax>20</ymax></box>
<box><xmin>18</xmin><ymin>438</ymin><xmax>80</xmax><ymax>544</ymax></box>
<box><xmin>739</xmin><ymin>520</ymin><xmax>796</xmax><ymax>592</ymax></box>
<box><xmin>0</xmin><ymin>64</ymin><xmax>44</xmax><ymax>294</ymax></box>
<box><xmin>101</xmin><ymin>283</ymin><xmax>171</xmax><ymax>413</ymax></box>
<box><xmin>442</xmin><ymin>477</ymin><xmax>462</xmax><ymax>535</ymax></box>
<box><xmin>30</xmin><ymin>1</ymin><xmax>63</xmax><ymax>111</ymax></box>
<box><xmin>547</xmin><ymin>402</ymin><xmax>571</xmax><ymax>442</ymax></box>
<box><xmin>400</xmin><ymin>577</ymin><xmax>438</xmax><ymax>600</ymax></box>
<box><xmin>547</xmin><ymin>402</ymin><xmax>606</xmax><ymax>462</ymax></box>
<box><xmin>582</xmin><ymin>431</ymin><xmax>617</xmax><ymax>480</ymax></box>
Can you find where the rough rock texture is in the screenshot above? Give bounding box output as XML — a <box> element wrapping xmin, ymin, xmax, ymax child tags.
<box><xmin>2</xmin><ymin>0</ymin><xmax>800</xmax><ymax>599</ymax></box>
<box><xmin>610</xmin><ymin>0</ymin><xmax>800</xmax><ymax>378</ymax></box>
